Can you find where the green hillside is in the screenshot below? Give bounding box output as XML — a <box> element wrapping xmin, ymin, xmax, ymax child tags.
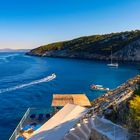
<box><xmin>29</xmin><ymin>30</ymin><xmax>140</xmax><ymax>56</ymax></box>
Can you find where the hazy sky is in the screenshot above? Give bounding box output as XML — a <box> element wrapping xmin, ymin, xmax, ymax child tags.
<box><xmin>0</xmin><ymin>0</ymin><xmax>140</xmax><ymax>49</ymax></box>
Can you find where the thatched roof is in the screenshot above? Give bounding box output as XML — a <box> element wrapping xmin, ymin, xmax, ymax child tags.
<box><xmin>52</xmin><ymin>94</ymin><xmax>91</xmax><ymax>107</ymax></box>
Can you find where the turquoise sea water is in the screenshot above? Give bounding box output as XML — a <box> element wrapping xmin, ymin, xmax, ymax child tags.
<box><xmin>0</xmin><ymin>52</ymin><xmax>139</xmax><ymax>140</ymax></box>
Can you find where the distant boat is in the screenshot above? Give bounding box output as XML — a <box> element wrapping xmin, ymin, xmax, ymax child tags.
<box><xmin>107</xmin><ymin>47</ymin><xmax>118</xmax><ymax>67</ymax></box>
<box><xmin>107</xmin><ymin>63</ymin><xmax>119</xmax><ymax>67</ymax></box>
<box><xmin>90</xmin><ymin>84</ymin><xmax>109</xmax><ymax>91</ymax></box>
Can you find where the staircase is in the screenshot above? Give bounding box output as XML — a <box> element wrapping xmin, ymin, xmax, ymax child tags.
<box><xmin>63</xmin><ymin>116</ymin><xmax>129</xmax><ymax>140</ymax></box>
<box><xmin>63</xmin><ymin>117</ymin><xmax>94</xmax><ymax>140</ymax></box>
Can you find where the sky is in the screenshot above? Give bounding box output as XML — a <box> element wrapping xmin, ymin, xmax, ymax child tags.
<box><xmin>0</xmin><ymin>0</ymin><xmax>140</xmax><ymax>49</ymax></box>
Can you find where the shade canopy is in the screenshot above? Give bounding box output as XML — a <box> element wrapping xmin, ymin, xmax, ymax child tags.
<box><xmin>52</xmin><ymin>94</ymin><xmax>91</xmax><ymax>107</ymax></box>
<box><xmin>28</xmin><ymin>103</ymin><xmax>88</xmax><ymax>140</ymax></box>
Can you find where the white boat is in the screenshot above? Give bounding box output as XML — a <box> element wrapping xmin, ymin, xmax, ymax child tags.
<box><xmin>90</xmin><ymin>84</ymin><xmax>109</xmax><ymax>91</ymax></box>
<box><xmin>107</xmin><ymin>47</ymin><xmax>118</xmax><ymax>67</ymax></box>
<box><xmin>51</xmin><ymin>73</ymin><xmax>56</xmax><ymax>77</ymax></box>
<box><xmin>45</xmin><ymin>73</ymin><xmax>56</xmax><ymax>81</ymax></box>
<box><xmin>95</xmin><ymin>85</ymin><xmax>103</xmax><ymax>88</ymax></box>
<box><xmin>50</xmin><ymin>73</ymin><xmax>56</xmax><ymax>79</ymax></box>
<box><xmin>107</xmin><ymin>63</ymin><xmax>118</xmax><ymax>67</ymax></box>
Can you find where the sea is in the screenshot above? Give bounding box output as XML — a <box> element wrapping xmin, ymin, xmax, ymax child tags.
<box><xmin>0</xmin><ymin>52</ymin><xmax>139</xmax><ymax>140</ymax></box>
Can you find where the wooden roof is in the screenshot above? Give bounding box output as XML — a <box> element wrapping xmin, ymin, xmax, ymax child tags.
<box><xmin>52</xmin><ymin>94</ymin><xmax>91</xmax><ymax>107</ymax></box>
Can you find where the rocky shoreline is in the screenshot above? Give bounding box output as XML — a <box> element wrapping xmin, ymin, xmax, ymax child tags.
<box><xmin>26</xmin><ymin>49</ymin><xmax>140</xmax><ymax>62</ymax></box>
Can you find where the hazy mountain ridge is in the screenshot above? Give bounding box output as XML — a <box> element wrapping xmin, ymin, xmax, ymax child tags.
<box><xmin>27</xmin><ymin>30</ymin><xmax>140</xmax><ymax>61</ymax></box>
<box><xmin>0</xmin><ymin>48</ymin><xmax>30</xmax><ymax>52</ymax></box>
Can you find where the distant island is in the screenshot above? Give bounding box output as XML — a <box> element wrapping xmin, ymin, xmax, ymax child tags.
<box><xmin>0</xmin><ymin>48</ymin><xmax>29</xmax><ymax>52</ymax></box>
<box><xmin>27</xmin><ymin>30</ymin><xmax>140</xmax><ymax>62</ymax></box>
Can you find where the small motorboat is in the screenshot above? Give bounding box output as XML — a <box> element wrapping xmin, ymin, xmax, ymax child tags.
<box><xmin>107</xmin><ymin>63</ymin><xmax>118</xmax><ymax>67</ymax></box>
<box><xmin>44</xmin><ymin>73</ymin><xmax>56</xmax><ymax>81</ymax></box>
<box><xmin>90</xmin><ymin>84</ymin><xmax>109</xmax><ymax>91</ymax></box>
<box><xmin>51</xmin><ymin>73</ymin><xmax>56</xmax><ymax>78</ymax></box>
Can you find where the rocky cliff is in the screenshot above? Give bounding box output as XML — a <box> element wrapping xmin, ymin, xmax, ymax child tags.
<box><xmin>27</xmin><ymin>30</ymin><xmax>140</xmax><ymax>61</ymax></box>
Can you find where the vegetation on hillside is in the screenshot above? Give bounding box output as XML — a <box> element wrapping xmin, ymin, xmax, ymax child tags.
<box><xmin>128</xmin><ymin>84</ymin><xmax>140</xmax><ymax>133</ymax></box>
<box><xmin>134</xmin><ymin>83</ymin><xmax>140</xmax><ymax>96</ymax></box>
<box><xmin>30</xmin><ymin>30</ymin><xmax>140</xmax><ymax>55</ymax></box>
<box><xmin>129</xmin><ymin>95</ymin><xmax>140</xmax><ymax>121</ymax></box>
<box><xmin>105</xmin><ymin>84</ymin><xmax>140</xmax><ymax>135</ymax></box>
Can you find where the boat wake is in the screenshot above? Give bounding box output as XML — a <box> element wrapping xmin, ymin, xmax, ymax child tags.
<box><xmin>0</xmin><ymin>73</ymin><xmax>56</xmax><ymax>94</ymax></box>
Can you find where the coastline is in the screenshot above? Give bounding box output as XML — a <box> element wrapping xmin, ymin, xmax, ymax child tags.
<box><xmin>26</xmin><ymin>52</ymin><xmax>140</xmax><ymax>63</ymax></box>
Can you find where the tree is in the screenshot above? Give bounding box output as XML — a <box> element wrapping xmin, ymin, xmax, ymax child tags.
<box><xmin>129</xmin><ymin>95</ymin><xmax>140</xmax><ymax>121</ymax></box>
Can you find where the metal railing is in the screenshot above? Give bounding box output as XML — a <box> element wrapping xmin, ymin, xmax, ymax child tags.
<box><xmin>9</xmin><ymin>108</ymin><xmax>30</xmax><ymax>140</ymax></box>
<box><xmin>81</xmin><ymin>110</ymin><xmax>140</xmax><ymax>140</ymax></box>
<box><xmin>9</xmin><ymin>108</ymin><xmax>53</xmax><ymax>140</ymax></box>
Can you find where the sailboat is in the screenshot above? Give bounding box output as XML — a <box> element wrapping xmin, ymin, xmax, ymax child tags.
<box><xmin>107</xmin><ymin>47</ymin><xmax>118</xmax><ymax>67</ymax></box>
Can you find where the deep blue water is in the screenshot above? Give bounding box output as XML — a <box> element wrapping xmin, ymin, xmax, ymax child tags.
<box><xmin>0</xmin><ymin>52</ymin><xmax>139</xmax><ymax>140</ymax></box>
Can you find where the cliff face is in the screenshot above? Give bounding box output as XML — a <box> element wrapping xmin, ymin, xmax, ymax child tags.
<box><xmin>27</xmin><ymin>30</ymin><xmax>140</xmax><ymax>61</ymax></box>
<box><xmin>114</xmin><ymin>39</ymin><xmax>140</xmax><ymax>61</ymax></box>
